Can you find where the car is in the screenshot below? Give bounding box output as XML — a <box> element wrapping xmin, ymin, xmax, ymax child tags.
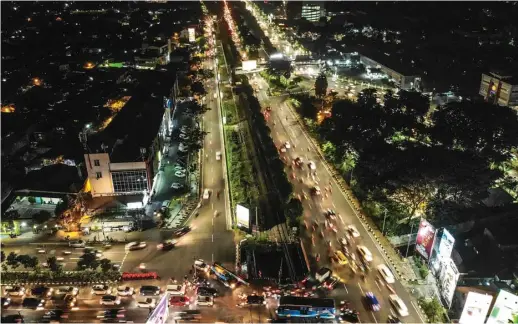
<box><xmin>126</xmin><ymin>241</ymin><xmax>147</xmax><ymax>251</ymax></box>
<box><xmin>294</xmin><ymin>157</ymin><xmax>303</xmax><ymax>167</ymax></box>
<box><xmin>62</xmin><ymin>250</ymin><xmax>72</xmax><ymax>255</ymax></box>
<box><xmin>196</xmin><ymin>295</ymin><xmax>214</xmax><ymax>307</ymax></box>
<box><xmin>136</xmin><ymin>297</ymin><xmax>157</xmax><ymax>308</ymax></box>
<box><xmin>196</xmin><ymin>286</ymin><xmax>218</xmax><ymax>297</ymax></box>
<box><xmin>311</xmin><ymin>186</ymin><xmax>321</xmax><ymax>196</ymax></box>
<box><xmin>325</xmin><ymin>209</ymin><xmax>337</xmax><ymax>220</ymax></box>
<box><xmin>308</xmin><ymin>161</ymin><xmax>316</xmax><ymax>170</ymax></box>
<box><xmin>175</xmin><ymin>170</ymin><xmax>186</xmax><ymax>177</ymax></box>
<box><xmin>329</xmin><ymin>223</ymin><xmax>338</xmax><ymax>234</ymax></box>
<box><xmin>284</xmin><ymin>141</ymin><xmax>291</xmax><ymax>149</ymax></box>
<box><xmin>357</xmin><ymin>245</ymin><xmax>373</xmax><ymax>262</ymax></box>
<box><xmin>100</xmin><ymin>295</ymin><xmax>121</xmax><ymax>306</ymax></box>
<box><xmin>2</xmin><ymin>297</ymin><xmax>11</xmax><ymax>308</ymax></box>
<box><xmin>216</xmin><ymin>151</ymin><xmax>222</xmax><ymax>161</ymax></box>
<box><xmin>203</xmin><ymin>188</ymin><xmax>210</xmax><ymax>199</ymax></box>
<box><xmin>157</xmin><ymin>239</ymin><xmax>177</xmax><ymax>250</ymax></box>
<box><xmin>321</xmin><ymin>276</ymin><xmax>342</xmax><ymax>290</ymax></box>
<box><xmin>69</xmin><ymin>240</ymin><xmax>85</xmax><ymax>248</ymax></box>
<box><xmin>84</xmin><ymin>248</ymin><xmax>103</xmax><ymax>258</ymax></box>
<box><xmin>334</xmin><ymin>251</ymin><xmax>348</xmax><ymax>265</ymax></box>
<box><xmin>280</xmin><ymin>146</ymin><xmax>287</xmax><ymax>153</ymax></box>
<box><xmin>139</xmin><ymin>286</ymin><xmax>161</xmax><ymax>296</ymax></box>
<box><xmin>1</xmin><ymin>314</ymin><xmax>24</xmax><ymax>323</ymax></box>
<box><xmin>116</xmin><ymin>286</ymin><xmax>134</xmax><ymax>297</ymax></box>
<box><xmin>4</xmin><ymin>286</ymin><xmax>26</xmax><ymax>296</ymax></box>
<box><xmin>30</xmin><ymin>286</ymin><xmax>54</xmax><ymax>298</ymax></box>
<box><xmin>365</xmin><ymin>292</ymin><xmax>381</xmax><ymax>311</ymax></box>
<box><xmin>387</xmin><ymin>315</ymin><xmax>402</xmax><ymax>323</ymax></box>
<box><xmin>170</xmin><ymin>182</ymin><xmax>183</xmax><ymax>189</ymax></box>
<box><xmin>42</xmin><ymin>310</ymin><xmax>69</xmax><ymax>322</ymax></box>
<box><xmin>173</xmin><ymin>226</ymin><xmax>191</xmax><ymax>237</ymax></box>
<box><xmin>54</xmin><ymin>286</ymin><xmax>78</xmax><ymax>296</ymax></box>
<box><xmin>22</xmin><ymin>297</ymin><xmax>46</xmax><ymax>310</ymax></box>
<box><xmin>377</xmin><ymin>264</ymin><xmax>395</xmax><ymax>284</ymax></box>
<box><xmin>169</xmin><ymin>296</ymin><xmax>190</xmax><ymax>307</ymax></box>
<box><xmin>63</xmin><ymin>295</ymin><xmax>77</xmax><ymax>308</ymax></box>
<box><xmin>37</xmin><ymin>248</ymin><xmax>47</xmax><ymax>254</ymax></box>
<box><xmin>339</xmin><ymin>310</ymin><xmax>360</xmax><ymax>323</ymax></box>
<box><xmin>97</xmin><ymin>309</ymin><xmax>125</xmax><ymax>319</ymax></box>
<box><xmin>348</xmin><ymin>225</ymin><xmax>360</xmax><ymax>238</ymax></box>
<box><xmin>194</xmin><ymin>259</ymin><xmax>210</xmax><ymax>272</ymax></box>
<box><xmin>166</xmin><ymin>284</ymin><xmax>185</xmax><ymax>296</ymax></box>
<box><xmin>339</xmin><ymin>237</ymin><xmax>348</xmax><ymax>247</ymax></box>
<box><xmin>388</xmin><ymin>294</ymin><xmax>409</xmax><ymax>317</ymax></box>
<box><xmin>162</xmin><ymin>200</ymin><xmax>170</xmax><ymax>209</ymax></box>
<box><xmin>92</xmin><ymin>285</ymin><xmax>111</xmax><ymax>295</ymax></box>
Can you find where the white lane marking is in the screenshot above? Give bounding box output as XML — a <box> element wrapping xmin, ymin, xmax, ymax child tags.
<box><xmin>119</xmin><ymin>252</ymin><xmax>129</xmax><ymax>272</ymax></box>
<box><xmin>212</xmin><ymin>234</ymin><xmax>214</xmax><ymax>242</ymax></box>
<box><xmin>332</xmin><ymin>203</ymin><xmax>336</xmax><ymax>208</ymax></box>
<box><xmin>212</xmin><ymin>253</ymin><xmax>214</xmax><ymax>263</ymax></box>
<box><xmin>70</xmin><ymin>257</ymin><xmax>81</xmax><ymax>260</ymax></box>
<box><xmin>374</xmin><ymin>280</ymin><xmax>381</xmax><ymax>291</ymax></box>
<box><xmin>371</xmin><ymin>312</ymin><xmax>378</xmax><ymax>324</ymax></box>
<box><xmin>343</xmin><ymin>283</ymin><xmax>348</xmax><ymax>294</ymax></box>
<box><xmin>357</xmin><ymin>282</ymin><xmax>364</xmax><ymax>294</ymax></box>
<box><xmin>339</xmin><ymin>214</ymin><xmax>345</xmax><ymax>226</ymax></box>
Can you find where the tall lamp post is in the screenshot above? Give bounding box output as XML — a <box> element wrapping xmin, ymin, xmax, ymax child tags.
<box><xmin>381</xmin><ymin>207</ymin><xmax>388</xmax><ymax>236</ymax></box>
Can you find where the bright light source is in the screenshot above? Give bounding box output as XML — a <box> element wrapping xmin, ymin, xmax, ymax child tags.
<box><xmin>21</xmin><ymin>222</ymin><xmax>27</xmax><ymax>227</ymax></box>
<box><xmin>270</xmin><ymin>53</ymin><xmax>283</xmax><ymax>60</ymax></box>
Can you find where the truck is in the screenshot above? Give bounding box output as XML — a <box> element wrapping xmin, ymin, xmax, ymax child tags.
<box><xmin>315</xmin><ymin>267</ymin><xmax>332</xmax><ymax>283</ymax></box>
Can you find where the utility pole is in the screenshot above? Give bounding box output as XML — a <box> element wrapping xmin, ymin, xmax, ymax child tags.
<box><xmin>405</xmin><ymin>221</ymin><xmax>415</xmax><ymax>258</ymax></box>
<box><xmin>382</xmin><ymin>208</ymin><xmax>387</xmax><ymax>236</ymax></box>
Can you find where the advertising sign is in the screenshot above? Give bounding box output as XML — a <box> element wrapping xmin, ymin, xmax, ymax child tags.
<box><xmin>146</xmin><ymin>292</ymin><xmax>169</xmax><ymax>324</ymax></box>
<box><xmin>459</xmin><ymin>292</ymin><xmax>494</xmax><ymax>324</ymax></box>
<box><xmin>486</xmin><ymin>290</ymin><xmax>518</xmax><ymax>324</ymax></box>
<box><xmin>436</xmin><ymin>228</ymin><xmax>455</xmax><ymax>261</ymax></box>
<box><xmin>242</xmin><ymin>60</ymin><xmax>257</xmax><ymax>71</ymax></box>
<box><xmin>415</xmin><ymin>219</ymin><xmax>436</xmax><ymax>260</ymax></box>
<box><xmin>236</xmin><ymin>204</ymin><xmax>250</xmax><ymax>229</ymax></box>
<box><xmin>188</xmin><ymin>27</ymin><xmax>196</xmax><ymax>43</ymax></box>
<box><xmin>438</xmin><ymin>258</ymin><xmax>460</xmax><ymax>308</ymax></box>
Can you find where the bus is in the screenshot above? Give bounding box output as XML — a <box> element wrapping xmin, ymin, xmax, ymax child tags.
<box><xmin>210</xmin><ymin>262</ymin><xmax>249</xmax><ymax>288</ymax></box>
<box><xmin>276</xmin><ymin>296</ymin><xmax>336</xmax><ymax>319</ymax></box>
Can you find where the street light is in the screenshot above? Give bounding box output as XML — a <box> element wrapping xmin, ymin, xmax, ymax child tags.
<box><xmin>381</xmin><ymin>208</ymin><xmax>388</xmax><ymax>236</ymax></box>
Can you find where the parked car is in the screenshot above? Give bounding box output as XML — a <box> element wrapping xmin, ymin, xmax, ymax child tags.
<box><xmin>171</xmin><ymin>183</ymin><xmax>183</xmax><ymax>189</ymax></box>
<box><xmin>92</xmin><ymin>285</ymin><xmax>111</xmax><ymax>295</ymax></box>
<box><xmin>175</xmin><ymin>170</ymin><xmax>186</xmax><ymax>177</ymax></box>
<box><xmin>69</xmin><ymin>240</ymin><xmax>85</xmax><ymax>248</ymax></box>
<box><xmin>100</xmin><ymin>295</ymin><xmax>121</xmax><ymax>306</ymax></box>
<box><xmin>136</xmin><ymin>297</ymin><xmax>156</xmax><ymax>308</ymax></box>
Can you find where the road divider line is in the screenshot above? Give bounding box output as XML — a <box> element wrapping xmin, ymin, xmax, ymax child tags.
<box><xmin>343</xmin><ymin>283</ymin><xmax>348</xmax><ymax>294</ymax></box>
<box><xmin>358</xmin><ymin>282</ymin><xmax>364</xmax><ymax>294</ymax></box>
<box><xmin>371</xmin><ymin>312</ymin><xmax>378</xmax><ymax>324</ymax></box>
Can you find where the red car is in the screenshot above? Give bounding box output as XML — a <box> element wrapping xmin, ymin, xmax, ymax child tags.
<box><xmin>169</xmin><ymin>296</ymin><xmax>190</xmax><ymax>307</ymax></box>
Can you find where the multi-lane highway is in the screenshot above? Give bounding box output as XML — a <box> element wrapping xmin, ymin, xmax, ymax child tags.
<box><xmin>252</xmin><ymin>75</ymin><xmax>424</xmax><ymax>323</ymax></box>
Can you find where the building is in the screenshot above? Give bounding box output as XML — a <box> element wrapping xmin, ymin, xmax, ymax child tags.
<box><xmin>360</xmin><ymin>54</ymin><xmax>421</xmax><ymax>90</ymax></box>
<box><xmin>479</xmin><ymin>71</ymin><xmax>518</xmax><ymax>112</ymax></box>
<box><xmin>82</xmin><ymin>75</ymin><xmax>176</xmax><ymax>199</ymax></box>
<box><xmin>301</xmin><ymin>2</ymin><xmax>325</xmax><ymax>23</ymax></box>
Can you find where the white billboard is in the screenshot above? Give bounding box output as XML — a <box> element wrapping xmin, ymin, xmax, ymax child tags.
<box><xmin>459</xmin><ymin>292</ymin><xmax>494</xmax><ymax>324</ymax></box>
<box><xmin>236</xmin><ymin>204</ymin><xmax>250</xmax><ymax>229</ymax></box>
<box><xmin>486</xmin><ymin>290</ymin><xmax>518</xmax><ymax>324</ymax></box>
<box><xmin>242</xmin><ymin>60</ymin><xmax>257</xmax><ymax>71</ymax></box>
<box><xmin>188</xmin><ymin>28</ymin><xmax>196</xmax><ymax>43</ymax></box>
<box><xmin>438</xmin><ymin>258</ymin><xmax>460</xmax><ymax>308</ymax></box>
<box><xmin>437</xmin><ymin>228</ymin><xmax>455</xmax><ymax>261</ymax></box>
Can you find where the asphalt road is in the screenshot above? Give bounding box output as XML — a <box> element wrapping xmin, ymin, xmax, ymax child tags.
<box><xmin>253</xmin><ymin>75</ymin><xmax>424</xmax><ymax>323</ymax></box>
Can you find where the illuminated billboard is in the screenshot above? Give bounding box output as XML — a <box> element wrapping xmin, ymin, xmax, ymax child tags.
<box><xmin>146</xmin><ymin>292</ymin><xmax>169</xmax><ymax>324</ymax></box>
<box><xmin>459</xmin><ymin>292</ymin><xmax>494</xmax><ymax>324</ymax></box>
<box><xmin>415</xmin><ymin>219</ymin><xmax>436</xmax><ymax>260</ymax></box>
<box><xmin>486</xmin><ymin>290</ymin><xmax>518</xmax><ymax>324</ymax></box>
<box><xmin>242</xmin><ymin>60</ymin><xmax>257</xmax><ymax>71</ymax></box>
<box><xmin>438</xmin><ymin>258</ymin><xmax>460</xmax><ymax>308</ymax></box>
<box><xmin>436</xmin><ymin>228</ymin><xmax>455</xmax><ymax>260</ymax></box>
<box><xmin>188</xmin><ymin>28</ymin><xmax>196</xmax><ymax>43</ymax></box>
<box><xmin>236</xmin><ymin>204</ymin><xmax>250</xmax><ymax>229</ymax></box>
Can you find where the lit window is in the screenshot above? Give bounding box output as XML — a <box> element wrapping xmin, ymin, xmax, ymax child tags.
<box><xmin>94</xmin><ymin>160</ymin><xmax>100</xmax><ymax>166</ymax></box>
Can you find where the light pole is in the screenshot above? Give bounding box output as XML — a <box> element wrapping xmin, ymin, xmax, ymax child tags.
<box><xmin>405</xmin><ymin>221</ymin><xmax>416</xmax><ymax>258</ymax></box>
<box><xmin>382</xmin><ymin>208</ymin><xmax>388</xmax><ymax>236</ymax></box>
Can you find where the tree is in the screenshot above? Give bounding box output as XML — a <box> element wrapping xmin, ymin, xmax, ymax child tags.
<box><xmin>285</xmin><ymin>198</ymin><xmax>303</xmax><ymax>223</ymax></box>
<box><xmin>54</xmin><ymin>199</ymin><xmax>69</xmax><ymax>218</ymax></box>
<box><xmin>77</xmin><ymin>252</ymin><xmax>99</xmax><ymax>270</ymax></box>
<box><xmin>184</xmin><ymin>128</ymin><xmax>208</xmax><ymax>151</ymax></box>
<box><xmin>47</xmin><ymin>256</ymin><xmax>62</xmax><ymax>272</ymax></box>
<box><xmin>28</xmin><ymin>196</ymin><xmax>36</xmax><ymax>204</ymax></box>
<box><xmin>6</xmin><ymin>252</ymin><xmax>18</xmax><ymax>269</ymax></box>
<box><xmin>191</xmin><ymin>81</ymin><xmax>206</xmax><ymax>96</ymax></box>
<box><xmin>1</xmin><ymin>251</ymin><xmax>5</xmax><ymax>263</ymax></box>
<box><xmin>99</xmin><ymin>258</ymin><xmax>112</xmax><ymax>273</ymax></box>
<box><xmin>26</xmin><ymin>256</ymin><xmax>39</xmax><ymax>269</ymax></box>
<box><xmin>33</xmin><ymin>210</ymin><xmax>52</xmax><ymax>225</ymax></box>
<box><xmin>314</xmin><ymin>73</ymin><xmax>328</xmax><ymax>98</ymax></box>
<box><xmin>298</xmin><ymin>95</ymin><xmax>318</xmax><ymax>120</ymax></box>
<box><xmin>420</xmin><ymin>297</ymin><xmax>445</xmax><ymax>323</ymax></box>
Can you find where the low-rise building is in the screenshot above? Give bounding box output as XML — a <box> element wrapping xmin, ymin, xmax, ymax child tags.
<box><xmin>479</xmin><ymin>71</ymin><xmax>518</xmax><ymax>112</ymax></box>
<box><xmin>360</xmin><ymin>54</ymin><xmax>421</xmax><ymax>90</ymax></box>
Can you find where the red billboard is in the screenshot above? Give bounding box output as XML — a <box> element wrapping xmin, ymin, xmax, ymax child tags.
<box><xmin>415</xmin><ymin>219</ymin><xmax>436</xmax><ymax>260</ymax></box>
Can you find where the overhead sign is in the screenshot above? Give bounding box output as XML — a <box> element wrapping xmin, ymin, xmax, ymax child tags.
<box><xmin>459</xmin><ymin>292</ymin><xmax>494</xmax><ymax>324</ymax></box>
<box><xmin>188</xmin><ymin>27</ymin><xmax>196</xmax><ymax>43</ymax></box>
<box><xmin>438</xmin><ymin>257</ymin><xmax>460</xmax><ymax>308</ymax></box>
<box><xmin>486</xmin><ymin>290</ymin><xmax>518</xmax><ymax>324</ymax></box>
<box><xmin>236</xmin><ymin>204</ymin><xmax>250</xmax><ymax>229</ymax></box>
<box><xmin>415</xmin><ymin>219</ymin><xmax>436</xmax><ymax>260</ymax></box>
<box><xmin>242</xmin><ymin>60</ymin><xmax>257</xmax><ymax>71</ymax></box>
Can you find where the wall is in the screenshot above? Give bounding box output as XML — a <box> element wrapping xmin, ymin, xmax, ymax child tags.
<box><xmin>84</xmin><ymin>153</ymin><xmax>114</xmax><ymax>196</ymax></box>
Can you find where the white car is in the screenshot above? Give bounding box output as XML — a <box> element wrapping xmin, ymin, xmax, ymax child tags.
<box><xmin>377</xmin><ymin>264</ymin><xmax>395</xmax><ymax>284</ymax></box>
<box><xmin>196</xmin><ymin>295</ymin><xmax>214</xmax><ymax>307</ymax></box>
<box><xmin>92</xmin><ymin>285</ymin><xmax>111</xmax><ymax>295</ymax></box>
<box><xmin>166</xmin><ymin>284</ymin><xmax>185</xmax><ymax>296</ymax></box>
<box><xmin>357</xmin><ymin>245</ymin><xmax>373</xmax><ymax>262</ymax></box>
<box><xmin>280</xmin><ymin>146</ymin><xmax>287</xmax><ymax>153</ymax></box>
<box><xmin>284</xmin><ymin>141</ymin><xmax>291</xmax><ymax>149</ymax></box>
<box><xmin>339</xmin><ymin>237</ymin><xmax>347</xmax><ymax>247</ymax></box>
<box><xmin>308</xmin><ymin>161</ymin><xmax>316</xmax><ymax>170</ymax></box>
<box><xmin>137</xmin><ymin>297</ymin><xmax>157</xmax><ymax>308</ymax></box>
<box><xmin>175</xmin><ymin>170</ymin><xmax>186</xmax><ymax>178</ymax></box>
<box><xmin>69</xmin><ymin>240</ymin><xmax>85</xmax><ymax>248</ymax></box>
<box><xmin>348</xmin><ymin>225</ymin><xmax>360</xmax><ymax>238</ymax></box>
<box><xmin>126</xmin><ymin>241</ymin><xmax>147</xmax><ymax>251</ymax></box>
<box><xmin>194</xmin><ymin>259</ymin><xmax>210</xmax><ymax>272</ymax></box>
<box><xmin>389</xmin><ymin>294</ymin><xmax>409</xmax><ymax>317</ymax></box>
<box><xmin>203</xmin><ymin>189</ymin><xmax>210</xmax><ymax>200</ymax></box>
<box><xmin>171</xmin><ymin>182</ymin><xmax>183</xmax><ymax>189</ymax></box>
<box><xmin>117</xmin><ymin>286</ymin><xmax>134</xmax><ymax>296</ymax></box>
<box><xmin>216</xmin><ymin>151</ymin><xmax>222</xmax><ymax>161</ymax></box>
<box><xmin>100</xmin><ymin>295</ymin><xmax>121</xmax><ymax>306</ymax></box>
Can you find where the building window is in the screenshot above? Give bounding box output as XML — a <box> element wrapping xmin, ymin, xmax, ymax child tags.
<box><xmin>96</xmin><ymin>172</ymin><xmax>102</xmax><ymax>179</ymax></box>
<box><xmin>111</xmin><ymin>170</ymin><xmax>148</xmax><ymax>193</ymax></box>
<box><xmin>94</xmin><ymin>159</ymin><xmax>100</xmax><ymax>166</ymax></box>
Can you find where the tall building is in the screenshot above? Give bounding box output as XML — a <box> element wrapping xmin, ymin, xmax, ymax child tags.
<box><xmin>301</xmin><ymin>2</ymin><xmax>325</xmax><ymax>22</ymax></box>
<box><xmin>479</xmin><ymin>71</ymin><xmax>518</xmax><ymax>112</ymax></box>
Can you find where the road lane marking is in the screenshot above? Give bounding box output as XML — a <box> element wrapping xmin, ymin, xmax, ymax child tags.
<box><xmin>357</xmin><ymin>282</ymin><xmax>364</xmax><ymax>294</ymax></box>
<box><xmin>212</xmin><ymin>253</ymin><xmax>214</xmax><ymax>263</ymax></box>
<box><xmin>212</xmin><ymin>234</ymin><xmax>214</xmax><ymax>242</ymax></box>
<box><xmin>343</xmin><ymin>283</ymin><xmax>348</xmax><ymax>294</ymax></box>
<box><xmin>339</xmin><ymin>214</ymin><xmax>345</xmax><ymax>225</ymax></box>
<box><xmin>374</xmin><ymin>280</ymin><xmax>381</xmax><ymax>291</ymax></box>
<box><xmin>371</xmin><ymin>312</ymin><xmax>378</xmax><ymax>324</ymax></box>
<box><xmin>119</xmin><ymin>251</ymin><xmax>129</xmax><ymax>272</ymax></box>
